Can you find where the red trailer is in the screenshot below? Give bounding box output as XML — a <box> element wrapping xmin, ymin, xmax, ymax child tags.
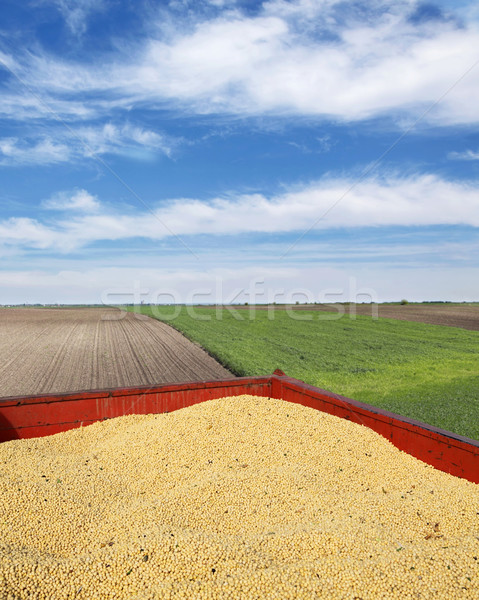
<box><xmin>0</xmin><ymin>370</ymin><xmax>478</xmax><ymax>483</ymax></box>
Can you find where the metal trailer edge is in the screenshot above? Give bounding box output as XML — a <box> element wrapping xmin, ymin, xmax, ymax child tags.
<box><xmin>0</xmin><ymin>370</ymin><xmax>478</xmax><ymax>484</ymax></box>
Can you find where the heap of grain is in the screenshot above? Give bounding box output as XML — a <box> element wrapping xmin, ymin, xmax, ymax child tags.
<box><xmin>0</xmin><ymin>395</ymin><xmax>478</xmax><ymax>599</ymax></box>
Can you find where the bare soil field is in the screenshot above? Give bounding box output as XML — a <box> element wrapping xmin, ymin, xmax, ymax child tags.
<box><xmin>351</xmin><ymin>303</ymin><xmax>479</xmax><ymax>330</ymax></box>
<box><xmin>229</xmin><ymin>303</ymin><xmax>479</xmax><ymax>331</ymax></box>
<box><xmin>0</xmin><ymin>308</ymin><xmax>232</xmax><ymax>398</ymax></box>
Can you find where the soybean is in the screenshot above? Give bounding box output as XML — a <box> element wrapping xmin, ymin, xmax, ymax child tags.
<box><xmin>0</xmin><ymin>395</ymin><xmax>478</xmax><ymax>599</ymax></box>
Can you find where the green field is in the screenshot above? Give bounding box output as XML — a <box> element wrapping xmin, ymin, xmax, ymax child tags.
<box><xmin>129</xmin><ymin>305</ymin><xmax>479</xmax><ymax>440</ymax></box>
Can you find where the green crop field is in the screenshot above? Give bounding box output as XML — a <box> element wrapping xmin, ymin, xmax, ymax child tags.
<box><xmin>128</xmin><ymin>305</ymin><xmax>479</xmax><ymax>440</ymax></box>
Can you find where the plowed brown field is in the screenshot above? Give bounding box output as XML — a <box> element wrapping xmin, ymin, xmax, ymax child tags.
<box><xmin>352</xmin><ymin>303</ymin><xmax>479</xmax><ymax>330</ymax></box>
<box><xmin>0</xmin><ymin>308</ymin><xmax>232</xmax><ymax>398</ymax></box>
<box><xmin>229</xmin><ymin>303</ymin><xmax>479</xmax><ymax>331</ymax></box>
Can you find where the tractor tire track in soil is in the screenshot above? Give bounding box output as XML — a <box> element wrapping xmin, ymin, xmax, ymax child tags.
<box><xmin>0</xmin><ymin>308</ymin><xmax>233</xmax><ymax>398</ymax></box>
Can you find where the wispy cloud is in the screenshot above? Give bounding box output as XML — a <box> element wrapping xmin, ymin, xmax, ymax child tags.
<box><xmin>449</xmin><ymin>148</ymin><xmax>479</xmax><ymax>160</ymax></box>
<box><xmin>39</xmin><ymin>0</ymin><xmax>108</xmax><ymax>36</ymax></box>
<box><xmin>0</xmin><ymin>122</ymin><xmax>174</xmax><ymax>166</ymax></box>
<box><xmin>119</xmin><ymin>8</ymin><xmax>479</xmax><ymax>123</ymax></box>
<box><xmin>0</xmin><ymin>137</ymin><xmax>71</xmax><ymax>166</ymax></box>
<box><xmin>0</xmin><ymin>93</ymin><xmax>94</xmax><ymax>121</ymax></box>
<box><xmin>76</xmin><ymin>123</ymin><xmax>175</xmax><ymax>159</ymax></box>
<box><xmin>0</xmin><ymin>218</ymin><xmax>60</xmax><ymax>250</ymax></box>
<box><xmin>1</xmin><ymin>174</ymin><xmax>478</xmax><ymax>252</ymax></box>
<box><xmin>2</xmin><ymin>1</ymin><xmax>479</xmax><ymax>125</ymax></box>
<box><xmin>42</xmin><ymin>189</ymin><xmax>100</xmax><ymax>212</ymax></box>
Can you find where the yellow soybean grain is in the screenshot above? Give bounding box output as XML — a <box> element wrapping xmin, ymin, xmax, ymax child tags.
<box><xmin>0</xmin><ymin>395</ymin><xmax>478</xmax><ymax>599</ymax></box>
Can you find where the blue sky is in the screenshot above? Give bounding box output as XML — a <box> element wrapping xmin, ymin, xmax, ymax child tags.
<box><xmin>0</xmin><ymin>0</ymin><xmax>478</xmax><ymax>304</ymax></box>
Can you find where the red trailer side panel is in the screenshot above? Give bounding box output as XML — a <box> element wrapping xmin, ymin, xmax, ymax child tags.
<box><xmin>0</xmin><ymin>373</ymin><xmax>478</xmax><ymax>484</ymax></box>
<box><xmin>0</xmin><ymin>377</ymin><xmax>271</xmax><ymax>441</ymax></box>
<box><xmin>270</xmin><ymin>374</ymin><xmax>479</xmax><ymax>484</ymax></box>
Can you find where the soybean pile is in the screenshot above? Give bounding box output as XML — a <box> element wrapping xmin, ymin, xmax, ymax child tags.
<box><xmin>0</xmin><ymin>396</ymin><xmax>478</xmax><ymax>599</ymax></box>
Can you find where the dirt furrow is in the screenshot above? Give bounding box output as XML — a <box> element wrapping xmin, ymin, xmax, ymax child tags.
<box><xmin>0</xmin><ymin>320</ymin><xmax>71</xmax><ymax>395</ymax></box>
<box><xmin>126</xmin><ymin>315</ymin><xmax>188</xmax><ymax>382</ymax></box>
<box><xmin>138</xmin><ymin>317</ymin><xmax>230</xmax><ymax>381</ymax></box>
<box><xmin>34</xmin><ymin>322</ymin><xmax>82</xmax><ymax>394</ymax></box>
<box><xmin>97</xmin><ymin>314</ymin><xmax>127</xmax><ymax>389</ymax></box>
<box><xmin>0</xmin><ymin>319</ymin><xmax>63</xmax><ymax>377</ymax></box>
<box><xmin>90</xmin><ymin>318</ymin><xmax>101</xmax><ymax>390</ymax></box>
<box><xmin>120</xmin><ymin>315</ymin><xmax>159</xmax><ymax>383</ymax></box>
<box><xmin>0</xmin><ymin>308</ymin><xmax>233</xmax><ymax>398</ymax></box>
<box><xmin>103</xmin><ymin>316</ymin><xmax>134</xmax><ymax>388</ymax></box>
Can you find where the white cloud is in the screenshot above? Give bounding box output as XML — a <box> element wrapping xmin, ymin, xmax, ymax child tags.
<box><xmin>0</xmin><ymin>218</ymin><xmax>61</xmax><ymax>250</ymax></box>
<box><xmin>0</xmin><ymin>51</ymin><xmax>19</xmax><ymax>73</ymax></box>
<box><xmin>42</xmin><ymin>189</ymin><xmax>100</xmax><ymax>212</ymax></box>
<box><xmin>0</xmin><ymin>123</ymin><xmax>174</xmax><ymax>167</ymax></box>
<box><xmin>0</xmin><ymin>137</ymin><xmax>72</xmax><ymax>165</ymax></box>
<box><xmin>77</xmin><ymin>123</ymin><xmax>174</xmax><ymax>158</ymax></box>
<box><xmin>0</xmin><ymin>174</ymin><xmax>478</xmax><ymax>252</ymax></box>
<box><xmin>51</xmin><ymin>4</ymin><xmax>479</xmax><ymax>124</ymax></box>
<box><xmin>44</xmin><ymin>0</ymin><xmax>108</xmax><ymax>36</ymax></box>
<box><xmin>0</xmin><ymin>92</ymin><xmax>94</xmax><ymax>122</ymax></box>
<box><xmin>3</xmin><ymin>1</ymin><xmax>479</xmax><ymax>125</ymax></box>
<box><xmin>449</xmin><ymin>149</ymin><xmax>479</xmax><ymax>160</ymax></box>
